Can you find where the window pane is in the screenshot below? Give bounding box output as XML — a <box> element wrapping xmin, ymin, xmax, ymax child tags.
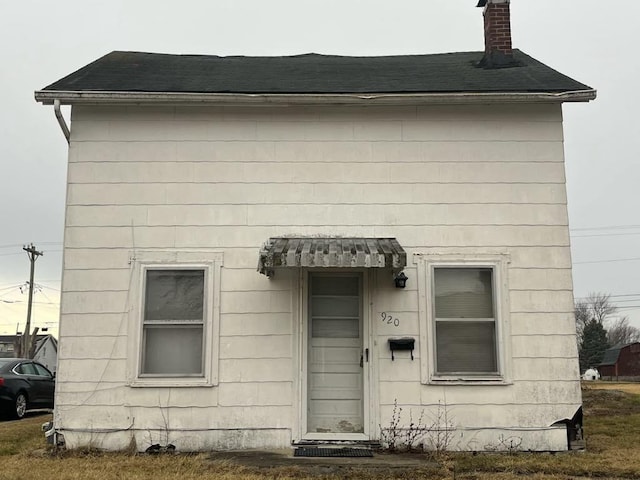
<box><xmin>311</xmin><ymin>297</ymin><xmax>359</xmax><ymax>317</ymax></box>
<box><xmin>142</xmin><ymin>326</ymin><xmax>203</xmax><ymax>375</ymax></box>
<box><xmin>436</xmin><ymin>321</ymin><xmax>497</xmax><ymax>373</ymax></box>
<box><xmin>312</xmin><ymin>276</ymin><xmax>359</xmax><ymax>296</ymax></box>
<box><xmin>145</xmin><ymin>270</ymin><xmax>204</xmax><ymax>321</ymax></box>
<box><xmin>435</xmin><ymin>268</ymin><xmax>493</xmax><ymax>318</ymax></box>
<box><xmin>34</xmin><ymin>363</ymin><xmax>52</xmax><ymax>377</ymax></box>
<box><xmin>312</xmin><ymin>318</ymin><xmax>359</xmax><ymax>338</ymax></box>
<box><xmin>17</xmin><ymin>363</ymin><xmax>37</xmax><ymax>375</ymax></box>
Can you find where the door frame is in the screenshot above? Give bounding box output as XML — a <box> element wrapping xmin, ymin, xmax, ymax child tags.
<box><xmin>297</xmin><ymin>268</ymin><xmax>376</xmax><ymax>442</ymax></box>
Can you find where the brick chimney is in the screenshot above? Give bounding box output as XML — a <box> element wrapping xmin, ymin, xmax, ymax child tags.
<box><xmin>477</xmin><ymin>0</ymin><xmax>518</xmax><ymax>68</ymax></box>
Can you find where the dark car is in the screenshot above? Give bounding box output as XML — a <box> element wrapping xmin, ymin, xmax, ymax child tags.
<box><xmin>0</xmin><ymin>358</ymin><xmax>55</xmax><ymax>419</ymax></box>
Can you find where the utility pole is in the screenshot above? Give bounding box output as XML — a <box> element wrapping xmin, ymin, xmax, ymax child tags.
<box><xmin>22</xmin><ymin>244</ymin><xmax>43</xmax><ymax>358</ymax></box>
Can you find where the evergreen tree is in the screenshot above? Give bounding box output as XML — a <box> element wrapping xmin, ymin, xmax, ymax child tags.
<box><xmin>579</xmin><ymin>319</ymin><xmax>609</xmax><ymax>372</ymax></box>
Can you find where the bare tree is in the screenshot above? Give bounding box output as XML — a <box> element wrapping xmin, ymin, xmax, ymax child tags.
<box><xmin>606</xmin><ymin>316</ymin><xmax>640</xmax><ymax>346</ymax></box>
<box><xmin>574</xmin><ymin>301</ymin><xmax>591</xmax><ymax>344</ymax></box>
<box><xmin>575</xmin><ymin>292</ymin><xmax>619</xmax><ymax>371</ymax></box>
<box><xmin>575</xmin><ymin>293</ymin><xmax>614</xmax><ymax>345</ymax></box>
<box><xmin>585</xmin><ymin>293</ymin><xmax>617</xmax><ymax>324</ymax></box>
<box><xmin>575</xmin><ymin>293</ymin><xmax>617</xmax><ymax>326</ymax></box>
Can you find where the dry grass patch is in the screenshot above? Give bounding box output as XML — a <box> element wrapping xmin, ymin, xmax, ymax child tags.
<box><xmin>448</xmin><ymin>384</ymin><xmax>640</xmax><ymax>479</ymax></box>
<box><xmin>584</xmin><ymin>381</ymin><xmax>640</xmax><ymax>395</ymax></box>
<box><xmin>0</xmin><ymin>414</ymin><xmax>51</xmax><ymax>456</ymax></box>
<box><xmin>1</xmin><ymin>385</ymin><xmax>640</xmax><ymax>479</ymax></box>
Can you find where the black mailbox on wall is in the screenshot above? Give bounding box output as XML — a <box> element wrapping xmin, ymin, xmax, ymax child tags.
<box><xmin>388</xmin><ymin>337</ymin><xmax>415</xmax><ymax>361</ymax></box>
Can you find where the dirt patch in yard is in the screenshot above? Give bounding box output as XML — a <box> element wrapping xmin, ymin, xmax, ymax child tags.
<box><xmin>208</xmin><ymin>449</ymin><xmax>443</xmax><ymax>478</ymax></box>
<box><xmin>582</xmin><ymin>385</ymin><xmax>640</xmax><ymax>417</ymax></box>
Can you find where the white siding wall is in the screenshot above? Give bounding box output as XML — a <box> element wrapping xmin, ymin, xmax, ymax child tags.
<box><xmin>57</xmin><ymin>103</ymin><xmax>578</xmax><ymax>451</ymax></box>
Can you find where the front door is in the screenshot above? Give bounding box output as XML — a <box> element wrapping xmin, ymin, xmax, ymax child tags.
<box><xmin>306</xmin><ymin>273</ymin><xmax>366</xmax><ymax>438</ymax></box>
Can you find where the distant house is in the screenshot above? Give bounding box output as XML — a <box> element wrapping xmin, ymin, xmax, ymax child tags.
<box><xmin>598</xmin><ymin>342</ymin><xmax>640</xmax><ymax>381</ymax></box>
<box><xmin>0</xmin><ymin>335</ymin><xmax>17</xmax><ymax>358</ymax></box>
<box><xmin>0</xmin><ymin>334</ymin><xmax>58</xmax><ymax>373</ymax></box>
<box><xmin>33</xmin><ymin>335</ymin><xmax>58</xmax><ymax>373</ymax></box>
<box><xmin>35</xmin><ymin>0</ymin><xmax>594</xmax><ymax>453</ymax></box>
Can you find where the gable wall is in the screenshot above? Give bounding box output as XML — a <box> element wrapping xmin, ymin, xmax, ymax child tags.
<box><xmin>618</xmin><ymin>344</ymin><xmax>640</xmax><ymax>376</ymax></box>
<box><xmin>34</xmin><ymin>336</ymin><xmax>58</xmax><ymax>373</ymax></box>
<box><xmin>56</xmin><ymin>103</ymin><xmax>578</xmax><ymax>450</ymax></box>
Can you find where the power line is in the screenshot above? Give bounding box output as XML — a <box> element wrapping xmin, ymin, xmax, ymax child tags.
<box><xmin>573</xmin><ymin>257</ymin><xmax>640</xmax><ymax>265</ymax></box>
<box><xmin>0</xmin><ymin>283</ymin><xmax>59</xmax><ymax>299</ymax></box>
<box><xmin>38</xmin><ymin>289</ymin><xmax>59</xmax><ymax>306</ymax></box>
<box><xmin>0</xmin><ymin>290</ymin><xmax>21</xmax><ymax>300</ymax></box>
<box><xmin>0</xmin><ymin>284</ymin><xmax>59</xmax><ymax>304</ymax></box>
<box><xmin>572</xmin><ymin>231</ymin><xmax>640</xmax><ymax>239</ymax></box>
<box><xmin>0</xmin><ymin>249</ymin><xmax>62</xmax><ymax>257</ymax></box>
<box><xmin>0</xmin><ymin>320</ymin><xmax>57</xmax><ymax>324</ymax></box>
<box><xmin>575</xmin><ymin>293</ymin><xmax>640</xmax><ymax>299</ymax></box>
<box><xmin>0</xmin><ymin>285</ymin><xmax>21</xmax><ymax>293</ymax></box>
<box><xmin>0</xmin><ymin>242</ymin><xmax>62</xmax><ymax>250</ymax></box>
<box><xmin>0</xmin><ymin>300</ymin><xmax>60</xmax><ymax>306</ymax></box>
<box><xmin>39</xmin><ymin>284</ymin><xmax>60</xmax><ymax>292</ymax></box>
<box><xmin>570</xmin><ymin>224</ymin><xmax>640</xmax><ymax>232</ymax></box>
<box><xmin>574</xmin><ymin>293</ymin><xmax>640</xmax><ymax>303</ymax></box>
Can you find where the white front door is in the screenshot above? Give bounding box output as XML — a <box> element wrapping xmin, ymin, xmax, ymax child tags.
<box><xmin>306</xmin><ymin>273</ymin><xmax>367</xmax><ymax>439</ymax></box>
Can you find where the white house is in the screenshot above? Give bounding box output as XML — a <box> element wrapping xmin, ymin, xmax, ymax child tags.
<box><xmin>35</xmin><ymin>0</ymin><xmax>594</xmax><ymax>452</ymax></box>
<box><xmin>0</xmin><ymin>335</ymin><xmax>18</xmax><ymax>358</ymax></box>
<box><xmin>33</xmin><ymin>334</ymin><xmax>59</xmax><ymax>374</ymax></box>
<box><xmin>0</xmin><ymin>333</ymin><xmax>58</xmax><ymax>373</ymax></box>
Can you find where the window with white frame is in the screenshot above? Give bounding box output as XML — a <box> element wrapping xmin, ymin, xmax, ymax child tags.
<box><xmin>141</xmin><ymin>268</ymin><xmax>206</xmax><ymax>376</ymax></box>
<box><xmin>416</xmin><ymin>253</ymin><xmax>510</xmax><ymax>383</ymax></box>
<box><xmin>433</xmin><ymin>267</ymin><xmax>498</xmax><ymax>375</ymax></box>
<box><xmin>129</xmin><ymin>250</ymin><xmax>222</xmax><ymax>387</ymax></box>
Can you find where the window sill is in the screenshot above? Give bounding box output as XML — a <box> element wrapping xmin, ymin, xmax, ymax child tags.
<box><xmin>129</xmin><ymin>377</ymin><xmax>214</xmax><ymax>388</ymax></box>
<box><xmin>428</xmin><ymin>376</ymin><xmax>511</xmax><ymax>386</ymax></box>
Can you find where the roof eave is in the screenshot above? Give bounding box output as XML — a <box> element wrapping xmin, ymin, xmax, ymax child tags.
<box><xmin>35</xmin><ymin>89</ymin><xmax>597</xmax><ymax>106</ymax></box>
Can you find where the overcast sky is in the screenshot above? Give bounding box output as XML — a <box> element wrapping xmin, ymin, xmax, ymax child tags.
<box><xmin>1</xmin><ymin>0</ymin><xmax>639</xmax><ymax>337</ymax></box>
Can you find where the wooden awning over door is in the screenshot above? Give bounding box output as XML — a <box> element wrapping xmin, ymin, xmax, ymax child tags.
<box><xmin>257</xmin><ymin>237</ymin><xmax>406</xmax><ymax>277</ymax></box>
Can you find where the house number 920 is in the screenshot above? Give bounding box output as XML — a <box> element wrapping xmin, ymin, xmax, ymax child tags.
<box><xmin>381</xmin><ymin>312</ymin><xmax>400</xmax><ymax>327</ymax></box>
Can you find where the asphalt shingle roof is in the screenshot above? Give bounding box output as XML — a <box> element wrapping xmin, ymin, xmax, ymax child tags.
<box><xmin>41</xmin><ymin>50</ymin><xmax>592</xmax><ymax>95</ymax></box>
<box><xmin>599</xmin><ymin>345</ymin><xmax>624</xmax><ymax>366</ymax></box>
<box><xmin>599</xmin><ymin>342</ymin><xmax>640</xmax><ymax>366</ymax></box>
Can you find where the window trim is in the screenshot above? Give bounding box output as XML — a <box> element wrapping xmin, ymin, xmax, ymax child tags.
<box><xmin>127</xmin><ymin>250</ymin><xmax>222</xmax><ymax>388</ymax></box>
<box><xmin>415</xmin><ymin>252</ymin><xmax>512</xmax><ymax>385</ymax></box>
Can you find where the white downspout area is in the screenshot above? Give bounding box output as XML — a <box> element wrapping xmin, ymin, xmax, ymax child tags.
<box><xmin>53</xmin><ymin>99</ymin><xmax>70</xmax><ymax>144</ymax></box>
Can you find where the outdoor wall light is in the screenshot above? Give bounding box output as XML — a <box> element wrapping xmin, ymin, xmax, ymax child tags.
<box><xmin>394</xmin><ymin>271</ymin><xmax>408</xmax><ymax>288</ymax></box>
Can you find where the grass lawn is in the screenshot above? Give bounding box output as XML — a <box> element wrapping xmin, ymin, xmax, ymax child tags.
<box><xmin>1</xmin><ymin>383</ymin><xmax>639</xmax><ymax>480</ymax></box>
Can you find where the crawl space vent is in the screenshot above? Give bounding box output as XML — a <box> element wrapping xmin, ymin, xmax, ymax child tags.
<box><xmin>293</xmin><ymin>447</ymin><xmax>373</xmax><ymax>458</ymax></box>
